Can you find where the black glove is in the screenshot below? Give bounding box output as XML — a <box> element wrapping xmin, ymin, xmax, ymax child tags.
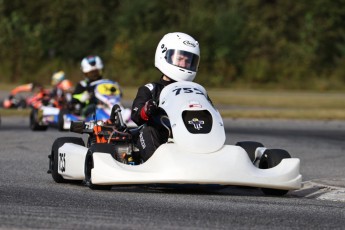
<box><xmin>145</xmin><ymin>99</ymin><xmax>158</xmax><ymax>116</ymax></box>
<box><xmin>141</xmin><ymin>99</ymin><xmax>158</xmax><ymax>120</ymax></box>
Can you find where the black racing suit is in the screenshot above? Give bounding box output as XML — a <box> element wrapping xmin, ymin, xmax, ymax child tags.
<box><xmin>71</xmin><ymin>78</ymin><xmax>100</xmax><ymax>116</ymax></box>
<box><xmin>131</xmin><ymin>76</ymin><xmax>174</xmax><ymax>161</ymax></box>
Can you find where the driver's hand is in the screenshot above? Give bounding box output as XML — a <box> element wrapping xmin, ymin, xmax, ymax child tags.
<box><xmin>145</xmin><ymin>99</ymin><xmax>158</xmax><ymax>116</ymax></box>
<box><xmin>140</xmin><ymin>99</ymin><xmax>158</xmax><ymax>120</ymax></box>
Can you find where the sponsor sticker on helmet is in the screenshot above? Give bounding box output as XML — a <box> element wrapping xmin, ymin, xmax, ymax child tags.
<box><xmin>183</xmin><ymin>40</ymin><xmax>196</xmax><ymax>47</ymax></box>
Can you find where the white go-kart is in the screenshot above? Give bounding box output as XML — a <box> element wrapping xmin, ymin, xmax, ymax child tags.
<box><xmin>48</xmin><ymin>81</ymin><xmax>302</xmax><ymax>196</ymax></box>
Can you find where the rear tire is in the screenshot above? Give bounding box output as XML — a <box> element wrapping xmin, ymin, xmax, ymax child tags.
<box><xmin>18</xmin><ymin>98</ymin><xmax>27</xmax><ymax>109</ymax></box>
<box><xmin>49</xmin><ymin>137</ymin><xmax>85</xmax><ymax>183</ymax></box>
<box><xmin>30</xmin><ymin>109</ymin><xmax>48</xmax><ymax>131</ymax></box>
<box><xmin>235</xmin><ymin>141</ymin><xmax>264</xmax><ymax>162</ymax></box>
<box><xmin>259</xmin><ymin>149</ymin><xmax>291</xmax><ymax>196</ymax></box>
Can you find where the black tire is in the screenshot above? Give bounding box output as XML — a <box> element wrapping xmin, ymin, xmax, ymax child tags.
<box><xmin>18</xmin><ymin>98</ymin><xmax>27</xmax><ymax>109</ymax></box>
<box><xmin>235</xmin><ymin>141</ymin><xmax>264</xmax><ymax>162</ymax></box>
<box><xmin>30</xmin><ymin>109</ymin><xmax>48</xmax><ymax>131</ymax></box>
<box><xmin>49</xmin><ymin>137</ymin><xmax>85</xmax><ymax>183</ymax></box>
<box><xmin>84</xmin><ymin>144</ymin><xmax>114</xmax><ymax>190</ymax></box>
<box><xmin>258</xmin><ymin>149</ymin><xmax>291</xmax><ymax>196</ymax></box>
<box><xmin>58</xmin><ymin>109</ymin><xmax>69</xmax><ymax>131</ymax></box>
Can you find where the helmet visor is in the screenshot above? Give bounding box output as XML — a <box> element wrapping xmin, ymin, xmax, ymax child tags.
<box><xmin>165</xmin><ymin>50</ymin><xmax>199</xmax><ymax>72</ymax></box>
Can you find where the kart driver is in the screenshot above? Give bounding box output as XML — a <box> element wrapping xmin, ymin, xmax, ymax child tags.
<box><xmin>71</xmin><ymin>55</ymin><xmax>124</xmax><ymax>117</ymax></box>
<box><xmin>71</xmin><ymin>55</ymin><xmax>105</xmax><ymax>116</ymax></box>
<box><xmin>50</xmin><ymin>70</ymin><xmax>73</xmax><ymax>108</ymax></box>
<box><xmin>131</xmin><ymin>32</ymin><xmax>200</xmax><ymax>162</ymax></box>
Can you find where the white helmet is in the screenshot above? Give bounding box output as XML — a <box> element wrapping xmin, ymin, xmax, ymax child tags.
<box><xmin>51</xmin><ymin>70</ymin><xmax>65</xmax><ymax>86</ymax></box>
<box><xmin>155</xmin><ymin>32</ymin><xmax>200</xmax><ymax>82</ymax></box>
<box><xmin>81</xmin><ymin>55</ymin><xmax>104</xmax><ymax>73</ymax></box>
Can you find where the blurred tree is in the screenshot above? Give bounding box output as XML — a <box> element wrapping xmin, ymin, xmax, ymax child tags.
<box><xmin>0</xmin><ymin>0</ymin><xmax>345</xmax><ymax>89</ymax></box>
<box><xmin>0</xmin><ymin>0</ymin><xmax>43</xmax><ymax>81</ymax></box>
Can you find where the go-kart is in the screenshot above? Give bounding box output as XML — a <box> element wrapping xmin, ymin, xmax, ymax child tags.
<box><xmin>58</xmin><ymin>79</ymin><xmax>134</xmax><ymax>131</ymax></box>
<box><xmin>30</xmin><ymin>79</ymin><xmax>134</xmax><ymax>131</ymax></box>
<box><xmin>0</xmin><ymin>94</ymin><xmax>27</xmax><ymax>109</ymax></box>
<box><xmin>48</xmin><ymin>81</ymin><xmax>302</xmax><ymax>196</ymax></box>
<box><xmin>29</xmin><ymin>91</ymin><xmax>69</xmax><ymax>131</ymax></box>
<box><xmin>1</xmin><ymin>83</ymin><xmax>47</xmax><ymax>110</ymax></box>
<box><xmin>30</xmin><ymin>105</ymin><xmax>62</xmax><ymax>131</ymax></box>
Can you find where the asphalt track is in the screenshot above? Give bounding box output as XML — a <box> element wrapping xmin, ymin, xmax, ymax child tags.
<box><xmin>0</xmin><ymin>116</ymin><xmax>344</xmax><ymax>229</ymax></box>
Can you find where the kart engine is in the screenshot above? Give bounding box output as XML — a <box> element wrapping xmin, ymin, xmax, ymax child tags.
<box><xmin>70</xmin><ymin>106</ymin><xmax>139</xmax><ymax>165</ymax></box>
<box><xmin>114</xmin><ymin>143</ymin><xmax>135</xmax><ymax>165</ymax></box>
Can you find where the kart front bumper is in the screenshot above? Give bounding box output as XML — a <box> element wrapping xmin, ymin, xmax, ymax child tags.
<box><xmin>90</xmin><ymin>143</ymin><xmax>302</xmax><ymax>190</ymax></box>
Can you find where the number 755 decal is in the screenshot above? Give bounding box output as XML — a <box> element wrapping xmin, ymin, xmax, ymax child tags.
<box><xmin>172</xmin><ymin>87</ymin><xmax>205</xmax><ymax>96</ymax></box>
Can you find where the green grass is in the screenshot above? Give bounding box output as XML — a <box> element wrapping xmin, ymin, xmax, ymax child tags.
<box><xmin>207</xmin><ymin>89</ymin><xmax>345</xmax><ymax>120</ymax></box>
<box><xmin>0</xmin><ymin>108</ymin><xmax>31</xmax><ymax>116</ymax></box>
<box><xmin>219</xmin><ymin>108</ymin><xmax>345</xmax><ymax>120</ymax></box>
<box><xmin>121</xmin><ymin>87</ymin><xmax>345</xmax><ymax>120</ymax></box>
<box><xmin>1</xmin><ymin>85</ymin><xmax>345</xmax><ymax>120</ymax></box>
<box><xmin>208</xmin><ymin>89</ymin><xmax>345</xmax><ymax>109</ymax></box>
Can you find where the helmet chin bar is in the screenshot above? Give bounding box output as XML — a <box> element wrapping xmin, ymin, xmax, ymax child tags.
<box><xmin>159</xmin><ymin>64</ymin><xmax>196</xmax><ymax>82</ymax></box>
<box><xmin>85</xmin><ymin>70</ymin><xmax>102</xmax><ymax>81</ymax></box>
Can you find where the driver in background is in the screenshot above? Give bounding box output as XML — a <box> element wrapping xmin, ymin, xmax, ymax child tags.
<box><xmin>71</xmin><ymin>55</ymin><xmax>122</xmax><ymax>116</ymax></box>
<box><xmin>131</xmin><ymin>32</ymin><xmax>200</xmax><ymax>162</ymax></box>
<box><xmin>71</xmin><ymin>55</ymin><xmax>104</xmax><ymax>116</ymax></box>
<box><xmin>50</xmin><ymin>70</ymin><xmax>74</xmax><ymax>108</ymax></box>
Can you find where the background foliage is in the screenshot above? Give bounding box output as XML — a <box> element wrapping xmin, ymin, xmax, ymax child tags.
<box><xmin>1</xmin><ymin>0</ymin><xmax>345</xmax><ymax>90</ymax></box>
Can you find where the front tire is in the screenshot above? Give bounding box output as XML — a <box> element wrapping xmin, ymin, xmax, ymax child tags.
<box><xmin>259</xmin><ymin>149</ymin><xmax>291</xmax><ymax>196</ymax></box>
<box><xmin>235</xmin><ymin>141</ymin><xmax>264</xmax><ymax>162</ymax></box>
<box><xmin>49</xmin><ymin>137</ymin><xmax>85</xmax><ymax>183</ymax></box>
<box><xmin>84</xmin><ymin>144</ymin><xmax>114</xmax><ymax>190</ymax></box>
<box><xmin>30</xmin><ymin>109</ymin><xmax>48</xmax><ymax>131</ymax></box>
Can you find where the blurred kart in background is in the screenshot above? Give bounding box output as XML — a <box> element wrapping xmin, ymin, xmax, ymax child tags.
<box><xmin>29</xmin><ymin>83</ymin><xmax>72</xmax><ymax>131</ymax></box>
<box><xmin>0</xmin><ymin>83</ymin><xmax>42</xmax><ymax>109</ymax></box>
<box><xmin>30</xmin><ymin>79</ymin><xmax>134</xmax><ymax>131</ymax></box>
